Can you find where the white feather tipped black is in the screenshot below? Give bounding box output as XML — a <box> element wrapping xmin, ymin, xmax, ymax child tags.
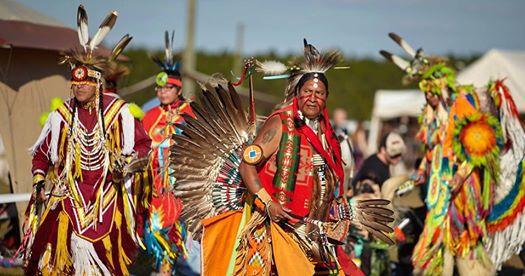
<box><xmin>164</xmin><ymin>31</ymin><xmax>170</xmax><ymax>64</ymax></box>
<box><xmin>152</xmin><ymin>30</ymin><xmax>178</xmax><ymax>71</ymax></box>
<box><xmin>164</xmin><ymin>30</ymin><xmax>175</xmax><ymax>66</ymax></box>
<box><xmin>391</xmin><ymin>54</ymin><xmax>410</xmax><ymax>72</ymax></box>
<box><xmin>388</xmin><ymin>32</ymin><xmax>416</xmax><ymax>58</ymax></box>
<box><xmin>89</xmin><ymin>10</ymin><xmax>118</xmax><ymax>52</ymax></box>
<box><xmin>303</xmin><ymin>38</ymin><xmax>320</xmax><ymax>65</ymax></box>
<box><xmin>170</xmin><ymin>30</ymin><xmax>175</xmax><ymax>63</ymax></box>
<box><xmin>110</xmin><ymin>34</ymin><xmax>132</xmax><ymax>61</ymax></box>
<box><xmin>255</xmin><ymin>60</ymin><xmax>288</xmax><ymax>75</ymax></box>
<box><xmin>77</xmin><ymin>5</ymin><xmax>89</xmax><ymax>50</ymax></box>
<box><xmin>380</xmin><ymin>50</ymin><xmax>410</xmax><ymax>72</ymax></box>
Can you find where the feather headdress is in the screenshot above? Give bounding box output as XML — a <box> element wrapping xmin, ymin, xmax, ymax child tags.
<box><xmin>380</xmin><ymin>32</ymin><xmax>455</xmax><ymax>94</ymax></box>
<box><xmin>60</xmin><ymin>5</ymin><xmax>119</xmax><ymax>75</ymax></box>
<box><xmin>152</xmin><ymin>30</ymin><xmax>182</xmax><ymax>87</ymax></box>
<box><xmin>103</xmin><ymin>34</ymin><xmax>133</xmax><ymax>90</ymax></box>
<box><xmin>152</xmin><ymin>30</ymin><xmax>180</xmax><ymax>74</ymax></box>
<box><xmin>256</xmin><ymin>39</ymin><xmax>343</xmax><ymax>102</ymax></box>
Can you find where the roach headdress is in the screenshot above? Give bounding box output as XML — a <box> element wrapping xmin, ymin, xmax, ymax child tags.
<box><xmin>152</xmin><ymin>30</ymin><xmax>182</xmax><ymax>88</ymax></box>
<box><xmin>256</xmin><ymin>39</ymin><xmax>343</xmax><ymax>102</ymax></box>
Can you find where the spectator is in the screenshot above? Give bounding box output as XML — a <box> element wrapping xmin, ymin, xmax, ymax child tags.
<box><xmin>353</xmin><ymin>132</ymin><xmax>406</xmax><ymax>189</ymax></box>
<box><xmin>333</xmin><ymin>107</ymin><xmax>350</xmax><ymax>136</ymax></box>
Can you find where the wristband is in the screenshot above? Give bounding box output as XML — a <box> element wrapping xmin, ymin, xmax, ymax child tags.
<box><xmin>33</xmin><ymin>173</ymin><xmax>45</xmax><ymax>186</ymax></box>
<box><xmin>255</xmin><ymin>188</ymin><xmax>273</xmax><ymax>206</ymax></box>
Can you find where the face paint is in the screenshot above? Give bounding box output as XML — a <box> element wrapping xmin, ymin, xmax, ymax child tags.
<box><xmin>297</xmin><ymin>78</ymin><xmax>327</xmax><ymax>119</ymax></box>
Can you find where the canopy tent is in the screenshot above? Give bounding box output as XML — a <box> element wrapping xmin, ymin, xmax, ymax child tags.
<box><xmin>367</xmin><ymin>89</ymin><xmax>424</xmax><ymax>153</ymax></box>
<box><xmin>457</xmin><ymin>49</ymin><xmax>525</xmax><ymax>113</ymax></box>
<box><xmin>0</xmin><ymin>135</ymin><xmax>8</xmax><ymax>187</ymax></box>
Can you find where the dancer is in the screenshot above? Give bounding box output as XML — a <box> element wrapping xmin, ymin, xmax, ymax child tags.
<box><xmin>24</xmin><ymin>5</ymin><xmax>151</xmax><ymax>275</ymax></box>
<box><xmin>141</xmin><ymin>31</ymin><xmax>194</xmax><ymax>274</ymax></box>
<box><xmin>382</xmin><ymin>32</ymin><xmax>524</xmax><ymax>275</ymax></box>
<box><xmin>169</xmin><ymin>40</ymin><xmax>395</xmax><ymax>275</ymax></box>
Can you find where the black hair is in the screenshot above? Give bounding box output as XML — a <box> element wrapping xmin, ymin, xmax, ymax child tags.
<box><xmin>359</xmin><ymin>171</ymin><xmax>380</xmax><ymax>185</ymax></box>
<box><xmin>379</xmin><ymin>132</ymin><xmax>389</xmax><ymax>150</ymax></box>
<box><xmin>105</xmin><ymin>79</ymin><xmax>117</xmax><ymax>89</ymax></box>
<box><xmin>295</xmin><ymin>72</ymin><xmax>329</xmax><ymax>96</ymax></box>
<box><xmin>165</xmin><ymin>69</ymin><xmax>182</xmax><ymax>80</ymax></box>
<box><xmin>99</xmin><ymin>85</ymin><xmax>106</xmax><ymax>136</ymax></box>
<box><xmin>69</xmin><ymin>99</ymin><xmax>77</xmax><ymax>139</ymax></box>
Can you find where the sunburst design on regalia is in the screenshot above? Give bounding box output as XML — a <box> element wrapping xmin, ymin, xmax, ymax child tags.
<box><xmin>453</xmin><ymin>112</ymin><xmax>503</xmax><ymax>168</ymax></box>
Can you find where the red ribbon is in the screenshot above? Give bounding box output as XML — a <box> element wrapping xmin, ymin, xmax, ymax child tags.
<box><xmin>495</xmin><ymin>79</ymin><xmax>518</xmax><ymax>117</ymax></box>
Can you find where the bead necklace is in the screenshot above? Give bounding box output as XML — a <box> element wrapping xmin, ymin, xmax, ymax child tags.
<box><xmin>69</xmin><ymin>111</ymin><xmax>108</xmax><ymax>171</ymax></box>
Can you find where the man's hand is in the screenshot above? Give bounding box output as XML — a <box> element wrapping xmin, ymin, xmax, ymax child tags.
<box><xmin>112</xmin><ymin>170</ymin><xmax>124</xmax><ymax>184</ymax></box>
<box><xmin>414</xmin><ymin>170</ymin><xmax>426</xmax><ymax>186</ymax></box>
<box><xmin>34</xmin><ymin>181</ymin><xmax>46</xmax><ymax>203</ymax></box>
<box><xmin>267</xmin><ymin>202</ymin><xmax>293</xmax><ymax>223</ymax></box>
<box><xmin>451</xmin><ymin>172</ymin><xmax>466</xmax><ymax>194</ymax></box>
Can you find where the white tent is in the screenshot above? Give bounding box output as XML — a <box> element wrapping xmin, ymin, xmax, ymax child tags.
<box><xmin>457</xmin><ymin>49</ymin><xmax>525</xmax><ymax>113</ymax></box>
<box><xmin>367</xmin><ymin>89</ymin><xmax>424</xmax><ymax>153</ymax></box>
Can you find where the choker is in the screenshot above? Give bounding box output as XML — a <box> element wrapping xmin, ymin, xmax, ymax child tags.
<box><xmin>79</xmin><ymin>100</ymin><xmax>96</xmax><ymax>114</ymax></box>
<box><xmin>297</xmin><ymin>110</ymin><xmax>320</xmax><ymax>134</ymax></box>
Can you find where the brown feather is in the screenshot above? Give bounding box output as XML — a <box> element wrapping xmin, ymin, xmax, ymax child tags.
<box><xmin>361</xmin><ymin>225</ymin><xmax>395</xmax><ymax>245</ymax></box>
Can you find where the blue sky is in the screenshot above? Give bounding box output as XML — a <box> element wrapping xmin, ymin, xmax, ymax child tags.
<box><xmin>16</xmin><ymin>0</ymin><xmax>525</xmax><ymax>57</ymax></box>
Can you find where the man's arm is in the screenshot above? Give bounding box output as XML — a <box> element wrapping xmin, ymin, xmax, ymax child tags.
<box><xmin>239</xmin><ymin>115</ymin><xmax>293</xmax><ymax>221</ymax></box>
<box><xmin>133</xmin><ymin>119</ymin><xmax>152</xmax><ymax>158</ymax></box>
<box><xmin>239</xmin><ymin>115</ymin><xmax>281</xmax><ymax>195</ymax></box>
<box><xmin>32</xmin><ymin>131</ymin><xmax>52</xmax><ymax>201</ymax></box>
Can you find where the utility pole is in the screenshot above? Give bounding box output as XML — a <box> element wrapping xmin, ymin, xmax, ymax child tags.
<box><xmin>233</xmin><ymin>22</ymin><xmax>244</xmax><ymax>80</ymax></box>
<box><xmin>183</xmin><ymin>0</ymin><xmax>196</xmax><ymax>98</ymax></box>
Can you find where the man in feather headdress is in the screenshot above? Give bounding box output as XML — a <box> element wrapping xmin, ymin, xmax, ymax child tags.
<box><xmin>141</xmin><ymin>31</ymin><xmax>195</xmax><ymax>275</ymax></box>
<box><xmin>239</xmin><ymin>71</ymin><xmax>351</xmax><ymax>274</ymax></box>
<box><xmin>23</xmin><ymin>5</ymin><xmax>151</xmax><ymax>275</ymax></box>
<box><xmin>381</xmin><ymin>33</ymin><xmax>510</xmax><ymax>276</ymax></box>
<box><xmin>191</xmin><ymin>39</ymin><xmax>394</xmax><ymax>276</ymax></box>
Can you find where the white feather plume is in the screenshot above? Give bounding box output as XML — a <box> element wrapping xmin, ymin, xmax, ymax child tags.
<box><xmin>88</xmin><ymin>11</ymin><xmax>118</xmax><ymax>52</ymax></box>
<box><xmin>77</xmin><ymin>5</ymin><xmax>89</xmax><ymax>50</ymax></box>
<box><xmin>391</xmin><ymin>54</ymin><xmax>411</xmax><ymax>72</ymax></box>
<box><xmin>389</xmin><ymin>32</ymin><xmax>416</xmax><ymax>58</ymax></box>
<box><xmin>255</xmin><ymin>60</ymin><xmax>288</xmax><ymax>75</ymax></box>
